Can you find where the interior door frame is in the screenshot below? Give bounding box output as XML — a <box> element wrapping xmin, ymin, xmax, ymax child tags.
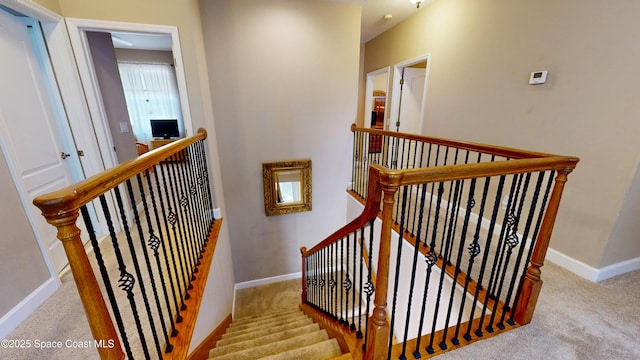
<box><xmin>364</xmin><ymin>66</ymin><xmax>390</xmax><ymax>129</ymax></box>
<box><xmin>389</xmin><ymin>54</ymin><xmax>431</xmax><ymax>134</ymax></box>
<box><xmin>65</xmin><ymin>18</ymin><xmax>195</xmax><ymax>173</ymax></box>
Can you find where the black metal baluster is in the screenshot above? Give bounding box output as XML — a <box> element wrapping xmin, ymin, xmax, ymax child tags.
<box><xmin>494</xmin><ymin>173</ymin><xmax>532</xmax><ymax>329</ymax></box>
<box><xmin>471</xmin><ymin>175</ymin><xmax>506</xmax><ymax>338</ymax></box>
<box><xmin>456</xmin><ymin>176</ymin><xmax>491</xmax><ymax>343</ymax></box>
<box><xmin>388</xmin><ymin>185</ymin><xmax>410</xmax><ymax>359</ymax></box>
<box><xmin>340</xmin><ymin>237</ymin><xmax>345</xmax><ymax>324</ymax></box>
<box><xmin>483</xmin><ymin>174</ymin><xmax>522</xmax><ymax>334</ymax></box>
<box><xmin>141</xmin><ymin>170</ymin><xmax>178</xmax><ymax>347</ymax></box>
<box><xmin>184</xmin><ymin>145</ymin><xmax>204</xmax><ymax>258</ymax></box>
<box><xmin>400</xmin><ymin>180</ymin><xmax>429</xmax><ymax>360</ymax></box>
<box><xmin>177</xmin><ymin>151</ymin><xmax>201</xmax><ymax>277</ymax></box>
<box><xmin>125</xmin><ymin>179</ymin><xmax>165</xmax><ymax>357</ymax></box>
<box><xmin>358</xmin><ymin>227</ymin><xmax>365</xmax><ymax>338</ymax></box>
<box><xmin>446</xmin><ymin>178</ymin><xmax>477</xmax><ymax>347</ymax></box>
<box><xmin>157</xmin><ymin>162</ymin><xmax>188</xmax><ymax>312</ymax></box>
<box><xmin>175</xmin><ymin>152</ymin><xmax>197</xmax><ymax>277</ymax></box>
<box><xmin>169</xmin><ymin>156</ymin><xmax>196</xmax><ymax>288</ymax></box>
<box><xmin>436</xmin><ymin>179</ymin><xmax>463</xmax><ymax>351</ymax></box>
<box><xmin>425</xmin><ymin>182</ymin><xmax>447</xmax><ymax>355</ymax></box>
<box><xmin>351</xmin><ymin>230</ymin><xmax>358</xmax><ymax>331</ymax></box>
<box><xmin>198</xmin><ymin>140</ymin><xmax>215</xmax><ymax>231</ymax></box>
<box><xmin>362</xmin><ymin>221</ymin><xmax>374</xmax><ymax>348</ymax></box>
<box><xmin>344</xmin><ymin>233</ymin><xmax>351</xmax><ymax>328</ymax></box>
<box><xmin>166</xmin><ymin>156</ymin><xmax>194</xmax><ymax>300</ymax></box>
<box><xmin>81</xmin><ymin>204</ymin><xmax>133</xmax><ymax>359</ymax></box>
<box><xmin>509</xmin><ymin>171</ymin><xmax>555</xmax><ymax>325</ymax></box>
<box><xmin>352</xmin><ymin>130</ymin><xmax>357</xmax><ymax>195</ymax></box>
<box><xmin>110</xmin><ymin>187</ymin><xmax>151</xmax><ymax>359</ymax></box>
<box><xmin>334</xmin><ymin>242</ymin><xmax>338</xmax><ymax>320</ymax></box>
<box><xmin>499</xmin><ymin>172</ymin><xmax>542</xmax><ymax>328</ymax></box>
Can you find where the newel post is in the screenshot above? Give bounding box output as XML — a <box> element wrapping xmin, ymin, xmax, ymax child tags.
<box><xmin>364</xmin><ymin>184</ymin><xmax>398</xmax><ymax>360</ymax></box>
<box><xmin>514</xmin><ymin>167</ymin><xmax>572</xmax><ymax>325</ymax></box>
<box><xmin>300</xmin><ymin>247</ymin><xmax>308</xmax><ymax>305</ymax></box>
<box><xmin>44</xmin><ymin>210</ymin><xmax>124</xmax><ymax>360</ymax></box>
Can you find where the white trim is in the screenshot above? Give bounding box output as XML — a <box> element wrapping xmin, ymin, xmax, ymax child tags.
<box><xmin>0</xmin><ymin>0</ymin><xmax>60</xmax><ymax>22</ymax></box>
<box><xmin>595</xmin><ymin>257</ymin><xmax>640</xmax><ymax>282</ymax></box>
<box><xmin>0</xmin><ymin>277</ymin><xmax>60</xmax><ymax>339</ymax></box>
<box><xmin>389</xmin><ymin>54</ymin><xmax>431</xmax><ymax>134</ymax></box>
<box><xmin>363</xmin><ymin>66</ymin><xmax>390</xmax><ymax>129</ymax></box>
<box><xmin>234</xmin><ymin>272</ymin><xmax>302</xmax><ymax>291</ymax></box>
<box><xmin>545</xmin><ymin>249</ymin><xmax>640</xmax><ymax>282</ymax></box>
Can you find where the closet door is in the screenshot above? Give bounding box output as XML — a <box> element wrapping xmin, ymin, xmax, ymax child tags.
<box><xmin>0</xmin><ymin>9</ymin><xmax>78</xmax><ymax>273</ymax></box>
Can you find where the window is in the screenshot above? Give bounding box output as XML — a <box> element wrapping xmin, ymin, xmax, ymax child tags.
<box><xmin>118</xmin><ymin>62</ymin><xmax>183</xmax><ymax>144</ymax></box>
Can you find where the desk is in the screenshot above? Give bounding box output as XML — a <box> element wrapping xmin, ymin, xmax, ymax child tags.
<box><xmin>149</xmin><ymin>139</ymin><xmax>176</xmax><ymax>150</ymax></box>
<box><xmin>149</xmin><ymin>138</ymin><xmax>186</xmax><ymax>161</ymax></box>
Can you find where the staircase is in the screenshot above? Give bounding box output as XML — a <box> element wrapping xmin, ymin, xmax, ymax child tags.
<box><xmin>208</xmin><ymin>309</ymin><xmax>347</xmax><ymax>360</ymax></box>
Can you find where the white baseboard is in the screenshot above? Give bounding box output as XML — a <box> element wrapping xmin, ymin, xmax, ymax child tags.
<box><xmin>234</xmin><ymin>272</ymin><xmax>302</xmax><ymax>291</ymax></box>
<box><xmin>545</xmin><ymin>248</ymin><xmax>640</xmax><ymax>282</ymax></box>
<box><xmin>0</xmin><ymin>276</ymin><xmax>60</xmax><ymax>339</ymax></box>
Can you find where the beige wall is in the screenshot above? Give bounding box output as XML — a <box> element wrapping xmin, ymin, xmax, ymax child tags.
<box><xmin>200</xmin><ymin>0</ymin><xmax>361</xmax><ymax>282</ymax></box>
<box><xmin>86</xmin><ymin>31</ymin><xmax>139</xmax><ymax>162</ymax></box>
<box><xmin>0</xmin><ymin>148</ymin><xmax>50</xmax><ymax>316</ymax></box>
<box><xmin>40</xmin><ymin>0</ymin><xmax>235</xmax><ymax>348</ymax></box>
<box><xmin>363</xmin><ymin>0</ymin><xmax>640</xmax><ymax>269</ymax></box>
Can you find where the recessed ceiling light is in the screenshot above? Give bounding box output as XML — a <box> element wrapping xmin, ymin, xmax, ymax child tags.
<box><xmin>383</xmin><ymin>14</ymin><xmax>393</xmax><ymax>21</ymax></box>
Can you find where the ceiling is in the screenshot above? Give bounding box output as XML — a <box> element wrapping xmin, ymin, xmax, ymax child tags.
<box><xmin>331</xmin><ymin>0</ymin><xmax>430</xmax><ymax>42</ymax></box>
<box><xmin>110</xmin><ymin>0</ymin><xmax>429</xmax><ymax>51</ymax></box>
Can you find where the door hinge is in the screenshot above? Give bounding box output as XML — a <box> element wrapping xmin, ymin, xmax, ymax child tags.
<box><xmin>399</xmin><ymin>78</ymin><xmax>404</xmax><ymax>85</ymax></box>
<box><xmin>77</xmin><ymin>150</ymin><xmax>85</xmax><ymax>157</ymax></box>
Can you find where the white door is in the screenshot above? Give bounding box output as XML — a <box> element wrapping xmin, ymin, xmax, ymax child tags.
<box><xmin>0</xmin><ymin>9</ymin><xmax>80</xmax><ymax>273</ymax></box>
<box><xmin>397</xmin><ymin>67</ymin><xmax>426</xmax><ymax>134</ymax></box>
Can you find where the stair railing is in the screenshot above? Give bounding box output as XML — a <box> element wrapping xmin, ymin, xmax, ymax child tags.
<box><xmin>33</xmin><ymin>129</ymin><xmax>219</xmax><ymax>360</ymax></box>
<box><xmin>302</xmin><ymin>125</ymin><xmax>578</xmax><ymax>359</ymax></box>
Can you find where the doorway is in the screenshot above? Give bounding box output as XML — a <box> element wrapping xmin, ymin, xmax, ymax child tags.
<box><xmin>364</xmin><ymin>67</ymin><xmax>390</xmax><ymax>130</ymax></box>
<box><xmin>66</xmin><ymin>18</ymin><xmax>194</xmax><ymax>171</ymax></box>
<box><xmin>390</xmin><ymin>55</ymin><xmax>431</xmax><ymax>134</ymax></box>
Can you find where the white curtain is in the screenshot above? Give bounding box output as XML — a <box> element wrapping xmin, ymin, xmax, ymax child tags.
<box><xmin>118</xmin><ymin>63</ymin><xmax>183</xmax><ymax>144</ymax></box>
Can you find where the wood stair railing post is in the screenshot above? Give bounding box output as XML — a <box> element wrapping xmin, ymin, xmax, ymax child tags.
<box><xmin>364</xmin><ymin>183</ymin><xmax>398</xmax><ymax>360</ymax></box>
<box><xmin>300</xmin><ymin>246</ymin><xmax>308</xmax><ymax>305</ymax></box>
<box><xmin>514</xmin><ymin>167</ymin><xmax>573</xmax><ymax>325</ymax></box>
<box><xmin>43</xmin><ymin>209</ymin><xmax>124</xmax><ymax>360</ymax></box>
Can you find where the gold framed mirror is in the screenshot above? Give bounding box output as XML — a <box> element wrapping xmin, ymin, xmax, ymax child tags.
<box><xmin>262</xmin><ymin>159</ymin><xmax>312</xmax><ymax>216</ymax></box>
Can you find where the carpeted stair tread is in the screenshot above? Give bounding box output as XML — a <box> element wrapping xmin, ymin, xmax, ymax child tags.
<box><xmin>258</xmin><ymin>338</ymin><xmax>342</xmax><ymax>360</ymax></box>
<box><xmin>216</xmin><ymin>317</ymin><xmax>315</xmax><ymax>346</ymax></box>
<box><xmin>221</xmin><ymin>314</ymin><xmax>310</xmax><ymax>339</ymax></box>
<box><xmin>208</xmin><ymin>329</ymin><xmax>331</xmax><ymax>360</ymax></box>
<box><xmin>225</xmin><ymin>312</ymin><xmax>309</xmax><ymax>333</ymax></box>
<box><xmin>208</xmin><ymin>323</ymin><xmax>321</xmax><ymax>358</ymax></box>
<box><xmin>230</xmin><ymin>309</ymin><xmax>301</xmax><ymax>326</ymax></box>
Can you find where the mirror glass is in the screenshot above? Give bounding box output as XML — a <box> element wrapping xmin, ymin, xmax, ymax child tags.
<box><xmin>275</xmin><ymin>170</ymin><xmax>302</xmax><ymax>204</ymax></box>
<box><xmin>263</xmin><ymin>160</ymin><xmax>311</xmax><ymax>216</ymax></box>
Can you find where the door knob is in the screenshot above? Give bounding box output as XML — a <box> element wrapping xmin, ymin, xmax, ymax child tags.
<box><xmin>60</xmin><ymin>152</ymin><xmax>71</xmax><ymax>159</ymax></box>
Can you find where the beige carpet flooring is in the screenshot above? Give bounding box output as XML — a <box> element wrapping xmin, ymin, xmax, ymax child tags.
<box><xmin>1</xmin><ymin>261</ymin><xmax>639</xmax><ymax>359</ymax></box>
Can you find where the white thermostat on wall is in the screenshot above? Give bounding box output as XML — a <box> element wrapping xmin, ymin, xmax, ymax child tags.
<box><xmin>529</xmin><ymin>70</ymin><xmax>548</xmax><ymax>85</ymax></box>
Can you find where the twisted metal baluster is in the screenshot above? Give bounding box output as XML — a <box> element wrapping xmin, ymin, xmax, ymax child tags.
<box><xmin>81</xmin><ymin>204</ymin><xmax>133</xmax><ymax>359</ymax></box>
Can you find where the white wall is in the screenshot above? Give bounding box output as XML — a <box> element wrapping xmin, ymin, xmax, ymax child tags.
<box><xmin>200</xmin><ymin>0</ymin><xmax>361</xmax><ymax>282</ymax></box>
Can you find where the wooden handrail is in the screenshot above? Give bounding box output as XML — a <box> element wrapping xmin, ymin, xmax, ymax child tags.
<box><xmin>351</xmin><ymin>124</ymin><xmax>559</xmax><ymax>160</ymax></box>
<box><xmin>34</xmin><ymin>128</ymin><xmax>207</xmax><ymax>218</ymax></box>
<box><xmin>32</xmin><ymin>129</ymin><xmax>209</xmax><ymax>360</ymax></box>
<box><xmin>372</xmin><ymin>156</ymin><xmax>579</xmax><ymax>187</ymax></box>
<box><xmin>303</xmin><ymin>129</ymin><xmax>579</xmax><ymax>359</ymax></box>
<box><xmin>302</xmin><ymin>166</ymin><xmax>385</xmax><ymax>257</ymax></box>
